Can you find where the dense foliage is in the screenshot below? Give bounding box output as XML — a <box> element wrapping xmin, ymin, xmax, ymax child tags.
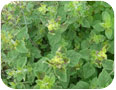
<box><xmin>1</xmin><ymin>1</ymin><xmax>114</xmax><ymax>89</ymax></box>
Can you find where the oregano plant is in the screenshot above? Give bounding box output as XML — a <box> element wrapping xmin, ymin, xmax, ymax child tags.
<box><xmin>1</xmin><ymin>1</ymin><xmax>114</xmax><ymax>89</ymax></box>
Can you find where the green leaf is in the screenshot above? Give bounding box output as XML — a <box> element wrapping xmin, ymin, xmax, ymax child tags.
<box><xmin>33</xmin><ymin>85</ymin><xmax>40</xmax><ymax>89</ymax></box>
<box><xmin>102</xmin><ymin>59</ymin><xmax>114</xmax><ymax>70</ymax></box>
<box><xmin>48</xmin><ymin>32</ymin><xmax>61</xmax><ymax>54</ymax></box>
<box><xmin>90</xmin><ymin>77</ymin><xmax>99</xmax><ymax>89</ymax></box>
<box><xmin>16</xmin><ymin>40</ymin><xmax>28</xmax><ymax>53</ymax></box>
<box><xmin>16</xmin><ymin>73</ymin><xmax>25</xmax><ymax>82</ymax></box>
<box><xmin>57</xmin><ymin>6</ymin><xmax>66</xmax><ymax>23</ymax></box>
<box><xmin>98</xmin><ymin>69</ymin><xmax>112</xmax><ymax>88</ymax></box>
<box><xmin>16</xmin><ymin>27</ymin><xmax>29</xmax><ymax>40</ymax></box>
<box><xmin>7</xmin><ymin>50</ymin><xmax>19</xmax><ymax>61</ymax></box>
<box><xmin>92</xmin><ymin>20</ymin><xmax>104</xmax><ymax>32</ymax></box>
<box><xmin>31</xmin><ymin>47</ymin><xmax>41</xmax><ymax>58</ymax></box>
<box><xmin>102</xmin><ymin>11</ymin><xmax>111</xmax><ymax>22</ymax></box>
<box><xmin>82</xmin><ymin>63</ymin><xmax>96</xmax><ymax>79</ymax></box>
<box><xmin>72</xmin><ymin>81</ymin><xmax>89</xmax><ymax>89</ymax></box>
<box><xmin>54</xmin><ymin>68</ymin><xmax>67</xmax><ymax>82</ymax></box>
<box><xmin>34</xmin><ymin>57</ymin><xmax>49</xmax><ymax>74</ymax></box>
<box><xmin>82</xmin><ymin>19</ymin><xmax>90</xmax><ymax>28</ymax></box>
<box><xmin>108</xmin><ymin>41</ymin><xmax>114</xmax><ymax>54</ymax></box>
<box><xmin>92</xmin><ymin>34</ymin><xmax>105</xmax><ymax>44</ymax></box>
<box><xmin>105</xmin><ymin>29</ymin><xmax>112</xmax><ymax>39</ymax></box>
<box><xmin>16</xmin><ymin>57</ymin><xmax>27</xmax><ymax>68</ymax></box>
<box><xmin>65</xmin><ymin>17</ymin><xmax>77</xmax><ymax>25</ymax></box>
<box><xmin>81</xmin><ymin>40</ymin><xmax>90</xmax><ymax>49</ymax></box>
<box><xmin>79</xmin><ymin>48</ymin><xmax>90</xmax><ymax>60</ymax></box>
<box><xmin>66</xmin><ymin>50</ymin><xmax>81</xmax><ymax>67</ymax></box>
<box><xmin>60</xmin><ymin>24</ymin><xmax>69</xmax><ymax>33</ymax></box>
<box><xmin>27</xmin><ymin>72</ymin><xmax>35</xmax><ymax>84</ymax></box>
<box><xmin>60</xmin><ymin>70</ymin><xmax>70</xmax><ymax>88</ymax></box>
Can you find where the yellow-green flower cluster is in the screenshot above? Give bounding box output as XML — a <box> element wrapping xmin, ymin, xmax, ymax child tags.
<box><xmin>48</xmin><ymin>52</ymin><xmax>69</xmax><ymax>69</ymax></box>
<box><xmin>47</xmin><ymin>19</ymin><xmax>60</xmax><ymax>33</ymax></box>
<box><xmin>91</xmin><ymin>46</ymin><xmax>107</xmax><ymax>67</ymax></box>
<box><xmin>36</xmin><ymin>75</ymin><xmax>55</xmax><ymax>89</ymax></box>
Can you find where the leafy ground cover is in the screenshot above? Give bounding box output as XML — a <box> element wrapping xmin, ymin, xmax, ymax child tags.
<box><xmin>1</xmin><ymin>1</ymin><xmax>114</xmax><ymax>89</ymax></box>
